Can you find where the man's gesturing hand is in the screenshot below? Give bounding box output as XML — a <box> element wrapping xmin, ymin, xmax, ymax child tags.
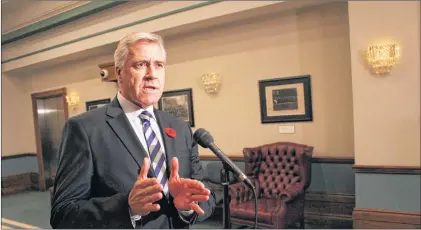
<box><xmin>129</xmin><ymin>157</ymin><xmax>163</xmax><ymax>216</ymax></box>
<box><xmin>168</xmin><ymin>157</ymin><xmax>210</xmax><ymax>215</ymax></box>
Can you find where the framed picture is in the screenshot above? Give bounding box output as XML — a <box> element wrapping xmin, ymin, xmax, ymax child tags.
<box><xmin>259</xmin><ymin>75</ymin><xmax>313</xmax><ymax>123</ymax></box>
<box><xmin>158</xmin><ymin>88</ymin><xmax>195</xmax><ymax>127</ymax></box>
<box><xmin>86</xmin><ymin>98</ymin><xmax>111</xmax><ymax>111</ymax></box>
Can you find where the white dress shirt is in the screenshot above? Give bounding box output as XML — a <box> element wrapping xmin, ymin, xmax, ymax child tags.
<box><xmin>116</xmin><ymin>92</ymin><xmax>193</xmax><ymax>227</ymax></box>
<box><xmin>117</xmin><ymin>92</ymin><xmax>165</xmax><ymax>157</ymax></box>
<box><xmin>117</xmin><ymin>92</ymin><xmax>169</xmax><ymax>194</ymax></box>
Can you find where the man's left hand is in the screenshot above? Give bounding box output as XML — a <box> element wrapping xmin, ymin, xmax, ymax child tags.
<box><xmin>168</xmin><ymin>157</ymin><xmax>210</xmax><ymax>215</ymax></box>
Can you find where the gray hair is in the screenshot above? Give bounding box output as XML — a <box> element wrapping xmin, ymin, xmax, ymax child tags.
<box><xmin>113</xmin><ymin>32</ymin><xmax>166</xmax><ymax>72</ymax></box>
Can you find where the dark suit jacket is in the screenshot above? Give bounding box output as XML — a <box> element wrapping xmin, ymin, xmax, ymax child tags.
<box><xmin>50</xmin><ymin>97</ymin><xmax>216</xmax><ymax>229</ymax></box>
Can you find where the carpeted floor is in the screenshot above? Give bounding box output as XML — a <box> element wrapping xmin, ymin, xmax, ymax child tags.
<box><xmin>1</xmin><ymin>190</ymin><xmax>227</xmax><ymax>229</ymax></box>
<box><xmin>1</xmin><ymin>191</ymin><xmax>51</xmax><ymax>229</ymax></box>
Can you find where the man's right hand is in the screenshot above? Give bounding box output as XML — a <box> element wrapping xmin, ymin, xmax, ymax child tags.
<box><xmin>128</xmin><ymin>157</ymin><xmax>163</xmax><ymax>216</ymax></box>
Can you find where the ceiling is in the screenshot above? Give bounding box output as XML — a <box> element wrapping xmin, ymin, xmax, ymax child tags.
<box><xmin>2</xmin><ymin>0</ymin><xmax>331</xmax><ymax>75</ymax></box>
<box><xmin>1</xmin><ymin>0</ymin><xmax>87</xmax><ymax>34</ymax></box>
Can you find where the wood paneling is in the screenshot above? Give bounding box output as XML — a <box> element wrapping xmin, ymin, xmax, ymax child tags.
<box><xmin>305</xmin><ymin>191</ymin><xmax>355</xmax><ymax>228</ymax></box>
<box><xmin>1</xmin><ymin>172</ymin><xmax>39</xmax><ymax>195</ymax></box>
<box><xmin>353</xmin><ymin>165</ymin><xmax>421</xmax><ymax>175</ymax></box>
<box><xmin>353</xmin><ymin>208</ymin><xmax>421</xmax><ymax>229</ymax></box>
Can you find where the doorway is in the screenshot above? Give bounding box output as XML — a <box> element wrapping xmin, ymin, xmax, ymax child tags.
<box><xmin>31</xmin><ymin>88</ymin><xmax>68</xmax><ymax>191</ymax></box>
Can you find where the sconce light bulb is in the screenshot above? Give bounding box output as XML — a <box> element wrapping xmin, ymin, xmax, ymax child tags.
<box><xmin>201</xmin><ymin>73</ymin><xmax>221</xmax><ymax>94</ymax></box>
<box><xmin>366</xmin><ymin>44</ymin><xmax>400</xmax><ymax>75</ymax></box>
<box><xmin>66</xmin><ymin>93</ymin><xmax>80</xmax><ymax>106</ymax></box>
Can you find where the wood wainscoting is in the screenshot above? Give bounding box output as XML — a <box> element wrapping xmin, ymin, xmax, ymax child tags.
<box><xmin>2</xmin><ymin>153</ymin><xmax>40</xmax><ymax>195</ymax></box>
<box><xmin>353</xmin><ymin>208</ymin><xmax>421</xmax><ymax>229</ymax></box>
<box><xmin>1</xmin><ymin>172</ymin><xmax>39</xmax><ymax>195</ymax></box>
<box><xmin>352</xmin><ymin>165</ymin><xmax>421</xmax><ymax>228</ymax></box>
<box><xmin>305</xmin><ymin>191</ymin><xmax>355</xmax><ymax>228</ymax></box>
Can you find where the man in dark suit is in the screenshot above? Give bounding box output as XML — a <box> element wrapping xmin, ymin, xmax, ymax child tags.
<box><xmin>50</xmin><ymin>32</ymin><xmax>216</xmax><ymax>228</ymax></box>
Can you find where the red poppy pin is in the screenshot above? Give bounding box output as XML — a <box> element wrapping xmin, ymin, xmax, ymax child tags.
<box><xmin>164</xmin><ymin>128</ymin><xmax>176</xmax><ymax>138</ymax></box>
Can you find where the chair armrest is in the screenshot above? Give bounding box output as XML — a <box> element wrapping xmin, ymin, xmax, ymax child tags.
<box><xmin>279</xmin><ymin>183</ymin><xmax>304</xmax><ymax>203</ymax></box>
<box><xmin>228</xmin><ymin>177</ymin><xmax>259</xmax><ymax>205</ymax></box>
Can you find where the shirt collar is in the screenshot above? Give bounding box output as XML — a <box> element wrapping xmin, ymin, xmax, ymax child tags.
<box><xmin>117</xmin><ymin>91</ymin><xmax>156</xmax><ymax>121</ymax></box>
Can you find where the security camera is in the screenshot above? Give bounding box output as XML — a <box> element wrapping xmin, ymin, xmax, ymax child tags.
<box><xmin>100</xmin><ymin>69</ymin><xmax>109</xmax><ymax>79</ymax></box>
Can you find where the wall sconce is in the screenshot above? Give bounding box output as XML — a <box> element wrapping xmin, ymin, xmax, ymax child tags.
<box><xmin>66</xmin><ymin>92</ymin><xmax>80</xmax><ymax>107</ymax></box>
<box><xmin>201</xmin><ymin>72</ymin><xmax>221</xmax><ymax>94</ymax></box>
<box><xmin>365</xmin><ymin>44</ymin><xmax>400</xmax><ymax>75</ymax></box>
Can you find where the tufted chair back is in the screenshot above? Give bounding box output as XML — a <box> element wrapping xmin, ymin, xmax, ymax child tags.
<box><xmin>243</xmin><ymin>142</ymin><xmax>313</xmax><ymax>199</ymax></box>
<box><xmin>230</xmin><ymin>142</ymin><xmax>313</xmax><ymax>228</ymax></box>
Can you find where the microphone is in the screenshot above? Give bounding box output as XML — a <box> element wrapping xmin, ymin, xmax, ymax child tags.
<box><xmin>193</xmin><ymin>128</ymin><xmax>255</xmax><ymax>190</ymax></box>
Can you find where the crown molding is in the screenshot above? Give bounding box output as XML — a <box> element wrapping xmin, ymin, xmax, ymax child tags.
<box><xmin>1</xmin><ymin>1</ymin><xmax>127</xmax><ymax>45</ymax></box>
<box><xmin>1</xmin><ymin>1</ymin><xmax>222</xmax><ymax>65</ymax></box>
<box><xmin>2</xmin><ymin>1</ymin><xmax>88</xmax><ymax>34</ymax></box>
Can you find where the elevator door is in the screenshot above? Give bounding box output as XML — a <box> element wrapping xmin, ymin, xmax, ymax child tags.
<box><xmin>36</xmin><ymin>95</ymin><xmax>66</xmax><ymax>189</ymax></box>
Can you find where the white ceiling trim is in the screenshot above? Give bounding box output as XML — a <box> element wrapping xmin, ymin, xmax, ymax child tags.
<box><xmin>2</xmin><ymin>1</ymin><xmax>89</xmax><ymax>34</ymax></box>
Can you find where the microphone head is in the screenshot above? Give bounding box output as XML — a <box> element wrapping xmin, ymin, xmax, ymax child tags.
<box><xmin>193</xmin><ymin>128</ymin><xmax>214</xmax><ymax>148</ymax></box>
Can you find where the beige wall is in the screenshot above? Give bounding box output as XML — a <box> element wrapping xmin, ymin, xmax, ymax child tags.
<box><xmin>2</xmin><ymin>2</ymin><xmax>355</xmax><ymax>158</ymax></box>
<box><xmin>165</xmin><ymin>2</ymin><xmax>354</xmax><ymax>157</ymax></box>
<box><xmin>26</xmin><ymin>62</ymin><xmax>119</xmax><ymax>118</ymax></box>
<box><xmin>348</xmin><ymin>1</ymin><xmax>420</xmax><ymax>166</ymax></box>
<box><xmin>55</xmin><ymin>78</ymin><xmax>118</xmax><ymax>118</ymax></box>
<box><xmin>1</xmin><ymin>74</ymin><xmax>36</xmax><ymax>155</ymax></box>
<box><xmin>2</xmin><ymin>58</ymin><xmax>118</xmax><ymax>156</ymax></box>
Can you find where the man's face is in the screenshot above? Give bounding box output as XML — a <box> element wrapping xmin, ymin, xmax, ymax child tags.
<box><xmin>118</xmin><ymin>41</ymin><xmax>166</xmax><ymax>108</ymax></box>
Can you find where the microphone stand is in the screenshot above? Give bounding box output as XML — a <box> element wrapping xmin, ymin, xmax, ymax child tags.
<box><xmin>220</xmin><ymin>162</ymin><xmax>258</xmax><ymax>229</ymax></box>
<box><xmin>221</xmin><ymin>162</ymin><xmax>231</xmax><ymax>229</ymax></box>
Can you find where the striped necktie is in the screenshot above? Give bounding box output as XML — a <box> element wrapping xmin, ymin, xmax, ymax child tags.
<box><xmin>139</xmin><ymin>110</ymin><xmax>168</xmax><ymax>195</ymax></box>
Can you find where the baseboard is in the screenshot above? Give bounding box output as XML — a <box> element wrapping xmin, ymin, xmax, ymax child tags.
<box><xmin>1</xmin><ymin>172</ymin><xmax>39</xmax><ymax>195</ymax></box>
<box><xmin>353</xmin><ymin>208</ymin><xmax>421</xmax><ymax>229</ymax></box>
<box><xmin>305</xmin><ymin>191</ymin><xmax>355</xmax><ymax>228</ymax></box>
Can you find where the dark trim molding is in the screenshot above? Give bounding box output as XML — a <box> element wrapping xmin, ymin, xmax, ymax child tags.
<box><xmin>353</xmin><ymin>165</ymin><xmax>421</xmax><ymax>175</ymax></box>
<box><xmin>199</xmin><ymin>154</ymin><xmax>355</xmax><ymax>164</ymax></box>
<box><xmin>1</xmin><ymin>153</ymin><xmax>37</xmax><ymax>160</ymax></box>
<box><xmin>199</xmin><ymin>155</ymin><xmax>244</xmax><ymax>161</ymax></box>
<box><xmin>353</xmin><ymin>208</ymin><xmax>421</xmax><ymax>229</ymax></box>
<box><xmin>1</xmin><ymin>1</ymin><xmax>127</xmax><ymax>45</ymax></box>
<box><xmin>311</xmin><ymin>156</ymin><xmax>354</xmax><ymax>164</ymax></box>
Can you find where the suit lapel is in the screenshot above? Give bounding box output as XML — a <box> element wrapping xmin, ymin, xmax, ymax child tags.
<box><xmin>154</xmin><ymin>108</ymin><xmax>177</xmax><ymax>173</ymax></box>
<box><xmin>106</xmin><ymin>97</ymin><xmax>154</xmax><ymax>178</ymax></box>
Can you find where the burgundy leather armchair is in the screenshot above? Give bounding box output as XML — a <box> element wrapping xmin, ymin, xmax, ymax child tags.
<box><xmin>228</xmin><ymin>142</ymin><xmax>313</xmax><ymax>228</ymax></box>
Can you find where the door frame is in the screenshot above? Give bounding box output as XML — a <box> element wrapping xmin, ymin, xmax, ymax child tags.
<box><xmin>31</xmin><ymin>87</ymin><xmax>69</xmax><ymax>191</ymax></box>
